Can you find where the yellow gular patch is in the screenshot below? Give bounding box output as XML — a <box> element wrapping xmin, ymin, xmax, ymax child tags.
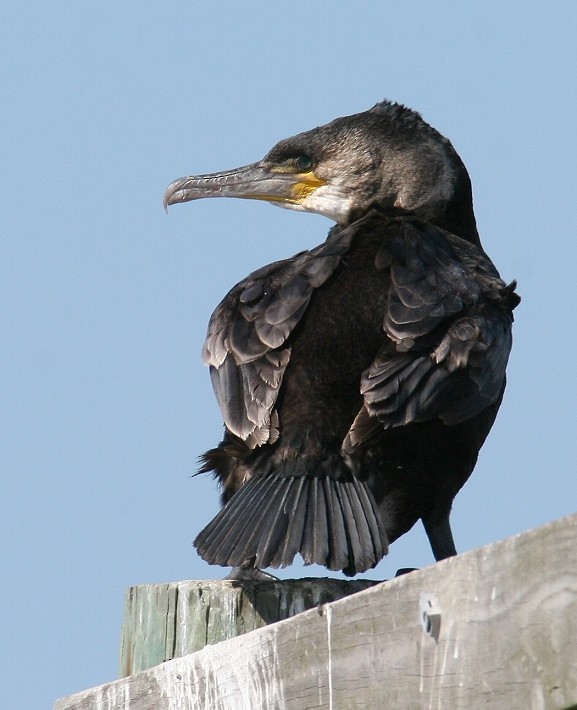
<box><xmin>289</xmin><ymin>172</ymin><xmax>326</xmax><ymax>203</ymax></box>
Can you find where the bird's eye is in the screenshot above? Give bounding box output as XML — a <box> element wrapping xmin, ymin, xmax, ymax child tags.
<box><xmin>294</xmin><ymin>155</ymin><xmax>313</xmax><ymax>172</ymax></box>
<box><xmin>271</xmin><ymin>154</ymin><xmax>315</xmax><ymax>174</ymax></box>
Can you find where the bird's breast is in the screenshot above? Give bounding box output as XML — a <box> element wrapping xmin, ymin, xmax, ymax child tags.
<box><xmin>277</xmin><ymin>234</ymin><xmax>389</xmax><ymax>437</ymax></box>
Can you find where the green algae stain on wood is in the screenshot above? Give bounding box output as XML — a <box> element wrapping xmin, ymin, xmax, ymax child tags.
<box><xmin>119</xmin><ymin>577</ymin><xmax>380</xmax><ymax>677</ymax></box>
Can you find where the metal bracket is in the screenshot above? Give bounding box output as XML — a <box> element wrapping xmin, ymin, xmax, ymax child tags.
<box><xmin>420</xmin><ymin>593</ymin><xmax>441</xmax><ymax>641</ymax></box>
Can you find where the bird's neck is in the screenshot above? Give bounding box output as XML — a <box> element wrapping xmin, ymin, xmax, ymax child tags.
<box><xmin>331</xmin><ymin>200</ymin><xmax>482</xmax><ymax>250</ymax></box>
<box><xmin>433</xmin><ymin>200</ymin><xmax>481</xmax><ymax>248</ymax></box>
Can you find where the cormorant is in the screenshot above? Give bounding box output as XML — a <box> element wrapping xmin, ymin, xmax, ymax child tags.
<box><xmin>164</xmin><ymin>101</ymin><xmax>519</xmax><ymax>578</ymax></box>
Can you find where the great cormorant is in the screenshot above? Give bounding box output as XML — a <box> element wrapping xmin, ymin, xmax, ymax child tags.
<box><xmin>164</xmin><ymin>101</ymin><xmax>519</xmax><ymax>577</ymax></box>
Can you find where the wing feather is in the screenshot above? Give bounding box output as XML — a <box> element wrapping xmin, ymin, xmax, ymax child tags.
<box><xmin>203</xmin><ymin>226</ymin><xmax>356</xmax><ymax>447</ymax></box>
<box><xmin>345</xmin><ymin>219</ymin><xmax>519</xmax><ymax>447</ymax></box>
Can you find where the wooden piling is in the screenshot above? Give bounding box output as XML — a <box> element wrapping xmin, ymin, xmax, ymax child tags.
<box><xmin>119</xmin><ymin>577</ymin><xmax>380</xmax><ymax>676</ymax></box>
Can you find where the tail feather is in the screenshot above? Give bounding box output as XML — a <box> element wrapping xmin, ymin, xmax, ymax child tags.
<box><xmin>271</xmin><ymin>476</ymin><xmax>308</xmax><ymax>568</ymax></box>
<box><xmin>194</xmin><ymin>471</ymin><xmax>389</xmax><ymax>575</ymax></box>
<box><xmin>323</xmin><ymin>477</ymin><xmax>349</xmax><ymax>570</ymax></box>
<box><xmin>337</xmin><ymin>479</ymin><xmax>374</xmax><ymax>572</ymax></box>
<box><xmin>222</xmin><ymin>477</ymin><xmax>287</xmax><ymax>566</ymax></box>
<box><xmin>335</xmin><ymin>481</ymin><xmax>364</xmax><ymax>569</ymax></box>
<box><xmin>253</xmin><ymin>478</ymin><xmax>298</xmax><ymax>566</ymax></box>
<box><xmin>200</xmin><ymin>475</ymin><xmax>274</xmax><ymax>558</ymax></box>
<box><xmin>353</xmin><ymin>478</ymin><xmax>388</xmax><ymax>562</ymax></box>
<box><xmin>300</xmin><ymin>477</ymin><xmax>329</xmax><ymax>565</ymax></box>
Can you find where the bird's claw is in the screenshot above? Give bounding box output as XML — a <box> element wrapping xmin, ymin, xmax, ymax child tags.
<box><xmin>225</xmin><ymin>566</ymin><xmax>280</xmax><ymax>581</ymax></box>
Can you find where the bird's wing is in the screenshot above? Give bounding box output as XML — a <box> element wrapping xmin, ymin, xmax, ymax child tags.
<box><xmin>203</xmin><ymin>226</ymin><xmax>355</xmax><ymax>448</ymax></box>
<box><xmin>345</xmin><ymin>219</ymin><xmax>519</xmax><ymax>448</ymax></box>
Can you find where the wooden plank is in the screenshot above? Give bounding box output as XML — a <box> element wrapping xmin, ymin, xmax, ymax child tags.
<box><xmin>55</xmin><ymin>513</ymin><xmax>577</xmax><ymax>710</ymax></box>
<box><xmin>119</xmin><ymin>578</ymin><xmax>380</xmax><ymax>676</ymax></box>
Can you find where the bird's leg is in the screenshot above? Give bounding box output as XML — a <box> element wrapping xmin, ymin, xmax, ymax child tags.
<box><xmin>225</xmin><ymin>566</ymin><xmax>279</xmax><ymax>581</ymax></box>
<box><xmin>422</xmin><ymin>512</ymin><xmax>457</xmax><ymax>561</ymax></box>
<box><xmin>394</xmin><ymin>513</ymin><xmax>456</xmax><ymax>576</ymax></box>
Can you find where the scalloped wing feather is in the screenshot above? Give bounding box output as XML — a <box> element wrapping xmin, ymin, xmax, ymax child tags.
<box><xmin>345</xmin><ymin>219</ymin><xmax>518</xmax><ymax>447</ymax></box>
<box><xmin>203</xmin><ymin>226</ymin><xmax>356</xmax><ymax>447</ymax></box>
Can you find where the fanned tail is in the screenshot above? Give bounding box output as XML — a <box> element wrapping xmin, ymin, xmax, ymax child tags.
<box><xmin>194</xmin><ymin>472</ymin><xmax>388</xmax><ymax>576</ymax></box>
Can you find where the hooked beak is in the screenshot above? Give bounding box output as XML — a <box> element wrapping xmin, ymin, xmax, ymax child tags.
<box><xmin>163</xmin><ymin>162</ymin><xmax>325</xmax><ymax>212</ymax></box>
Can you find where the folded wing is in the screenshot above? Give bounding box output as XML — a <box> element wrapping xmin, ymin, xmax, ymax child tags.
<box><xmin>202</xmin><ymin>225</ymin><xmax>356</xmax><ymax>447</ymax></box>
<box><xmin>345</xmin><ymin>219</ymin><xmax>519</xmax><ymax>448</ymax></box>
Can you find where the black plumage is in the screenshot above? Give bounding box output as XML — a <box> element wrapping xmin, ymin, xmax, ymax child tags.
<box><xmin>164</xmin><ymin>101</ymin><xmax>519</xmax><ymax>577</ymax></box>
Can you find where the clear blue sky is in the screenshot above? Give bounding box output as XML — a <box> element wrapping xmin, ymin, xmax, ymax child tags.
<box><xmin>2</xmin><ymin>3</ymin><xmax>576</xmax><ymax>707</ymax></box>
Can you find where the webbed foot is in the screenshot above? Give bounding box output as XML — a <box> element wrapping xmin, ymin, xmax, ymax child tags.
<box><xmin>225</xmin><ymin>566</ymin><xmax>279</xmax><ymax>581</ymax></box>
<box><xmin>395</xmin><ymin>567</ymin><xmax>418</xmax><ymax>577</ymax></box>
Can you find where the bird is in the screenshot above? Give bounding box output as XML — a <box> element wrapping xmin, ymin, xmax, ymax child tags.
<box><xmin>163</xmin><ymin>100</ymin><xmax>519</xmax><ymax>579</ymax></box>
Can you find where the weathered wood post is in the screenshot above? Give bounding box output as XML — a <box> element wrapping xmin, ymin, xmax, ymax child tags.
<box><xmin>119</xmin><ymin>577</ymin><xmax>381</xmax><ymax>676</ymax></box>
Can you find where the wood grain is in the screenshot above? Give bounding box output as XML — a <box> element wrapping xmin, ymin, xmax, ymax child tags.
<box><xmin>56</xmin><ymin>513</ymin><xmax>577</xmax><ymax>710</ymax></box>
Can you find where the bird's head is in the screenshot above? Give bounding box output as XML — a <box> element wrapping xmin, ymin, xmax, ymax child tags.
<box><xmin>164</xmin><ymin>101</ymin><xmax>479</xmax><ymax>244</ymax></box>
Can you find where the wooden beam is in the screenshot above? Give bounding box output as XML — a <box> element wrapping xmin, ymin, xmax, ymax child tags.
<box><xmin>55</xmin><ymin>513</ymin><xmax>577</xmax><ymax>710</ymax></box>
